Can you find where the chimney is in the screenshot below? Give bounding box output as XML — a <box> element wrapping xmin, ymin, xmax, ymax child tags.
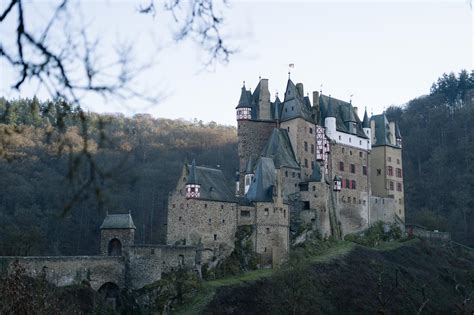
<box><xmin>312</xmin><ymin>91</ymin><xmax>320</xmax><ymax>108</ymax></box>
<box><xmin>296</xmin><ymin>83</ymin><xmax>304</xmax><ymax>97</ymax></box>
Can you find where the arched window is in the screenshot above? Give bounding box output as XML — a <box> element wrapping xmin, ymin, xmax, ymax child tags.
<box><xmin>108</xmin><ymin>238</ymin><xmax>122</xmax><ymax>256</ymax></box>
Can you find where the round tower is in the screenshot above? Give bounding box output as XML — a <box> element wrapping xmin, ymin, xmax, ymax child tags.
<box><xmin>185</xmin><ymin>159</ymin><xmax>201</xmax><ymax>199</ymax></box>
<box><xmin>236</xmin><ymin>82</ymin><xmax>252</xmax><ymax>121</ymax></box>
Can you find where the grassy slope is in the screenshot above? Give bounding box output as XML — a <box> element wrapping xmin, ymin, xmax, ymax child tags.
<box><xmin>174</xmin><ymin>241</ymin><xmax>355</xmax><ymax>315</ymax></box>
<box><xmin>178</xmin><ymin>239</ymin><xmax>474</xmax><ymax>314</ymax></box>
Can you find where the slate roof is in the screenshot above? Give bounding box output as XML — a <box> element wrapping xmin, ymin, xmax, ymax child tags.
<box><xmin>371</xmin><ymin>114</ymin><xmax>394</xmax><ymax>146</ymax></box>
<box><xmin>245</xmin><ymin>155</ymin><xmax>258</xmax><ymax>174</ymax></box>
<box><xmin>246</xmin><ymin>157</ymin><xmax>276</xmax><ymax>202</ymax></box>
<box><xmin>271</xmin><ymin>96</ymin><xmax>282</xmax><ymax>120</ymax></box>
<box><xmin>100</xmin><ymin>213</ymin><xmax>136</xmax><ymax>230</ymax></box>
<box><xmin>187</xmin><ymin>159</ymin><xmax>198</xmax><ymax>184</ymax></box>
<box><xmin>261</xmin><ymin>128</ymin><xmax>300</xmax><ymax>169</ymax></box>
<box><xmin>280</xmin><ymin>79</ymin><xmax>314</xmax><ymax>123</ymax></box>
<box><xmin>319</xmin><ymin>94</ymin><xmax>368</xmax><ymax>138</ymax></box>
<box><xmin>362</xmin><ymin>109</ymin><xmax>370</xmax><ymax>128</ymax></box>
<box><xmin>186</xmin><ymin>163</ymin><xmax>236</xmax><ymax>202</ymax></box>
<box><xmin>236</xmin><ymin>86</ymin><xmax>252</xmax><ymax>109</ymax></box>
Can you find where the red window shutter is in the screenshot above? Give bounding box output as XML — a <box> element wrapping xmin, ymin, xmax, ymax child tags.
<box><xmin>341</xmin><ymin>179</ymin><xmax>345</xmax><ymax>188</ymax></box>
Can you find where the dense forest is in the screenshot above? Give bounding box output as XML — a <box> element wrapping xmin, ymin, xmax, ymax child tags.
<box><xmin>0</xmin><ymin>70</ymin><xmax>473</xmax><ymax>256</ymax></box>
<box><xmin>0</xmin><ymin>100</ymin><xmax>238</xmax><ymax>255</ymax></box>
<box><xmin>386</xmin><ymin>70</ymin><xmax>474</xmax><ymax>246</ymax></box>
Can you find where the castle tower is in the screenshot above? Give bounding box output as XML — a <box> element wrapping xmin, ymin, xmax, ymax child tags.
<box><xmin>185</xmin><ymin>159</ymin><xmax>201</xmax><ymax>199</ymax></box>
<box><xmin>236</xmin><ymin>83</ymin><xmax>252</xmax><ymax>121</ymax></box>
<box><xmin>324</xmin><ymin>96</ymin><xmax>336</xmax><ymax>140</ymax></box>
<box><xmin>100</xmin><ymin>213</ymin><xmax>136</xmax><ymax>256</ymax></box>
<box><xmin>362</xmin><ymin>108</ymin><xmax>371</xmax><ymax>148</ymax></box>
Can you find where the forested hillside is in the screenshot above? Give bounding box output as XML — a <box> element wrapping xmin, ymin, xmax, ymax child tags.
<box><xmin>0</xmin><ymin>98</ymin><xmax>238</xmax><ymax>255</ymax></box>
<box><xmin>386</xmin><ymin>70</ymin><xmax>474</xmax><ymax>246</ymax></box>
<box><xmin>0</xmin><ymin>71</ymin><xmax>472</xmax><ymax>256</ymax></box>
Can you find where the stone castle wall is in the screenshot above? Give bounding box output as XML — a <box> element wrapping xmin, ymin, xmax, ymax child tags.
<box><xmin>300</xmin><ymin>180</ymin><xmax>332</xmax><ymax>238</ymax></box>
<box><xmin>0</xmin><ymin>256</ymin><xmax>126</xmax><ymax>290</ymax></box>
<box><xmin>127</xmin><ymin>245</ymin><xmax>195</xmax><ymax>289</ymax></box>
<box><xmin>330</xmin><ymin>142</ymin><xmax>370</xmax><ymax>235</ymax></box>
<box><xmin>167</xmin><ymin>192</ymin><xmax>237</xmax><ymax>263</ymax></box>
<box><xmin>280</xmin><ymin>118</ymin><xmax>316</xmax><ymax>181</ymax></box>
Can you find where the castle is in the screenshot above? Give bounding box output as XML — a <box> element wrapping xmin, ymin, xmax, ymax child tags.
<box><xmin>0</xmin><ymin>76</ymin><xmax>406</xmax><ymax>299</ymax></box>
<box><xmin>167</xmin><ymin>77</ymin><xmax>405</xmax><ymax>266</ymax></box>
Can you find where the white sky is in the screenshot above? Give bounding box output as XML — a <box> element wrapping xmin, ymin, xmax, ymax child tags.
<box><xmin>0</xmin><ymin>0</ymin><xmax>472</xmax><ymax>126</ymax></box>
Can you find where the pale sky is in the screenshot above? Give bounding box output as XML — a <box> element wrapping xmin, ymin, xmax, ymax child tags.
<box><xmin>1</xmin><ymin>0</ymin><xmax>472</xmax><ymax>126</ymax></box>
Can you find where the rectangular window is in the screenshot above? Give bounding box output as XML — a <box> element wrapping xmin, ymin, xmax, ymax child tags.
<box><xmin>363</xmin><ymin>166</ymin><xmax>367</xmax><ymax>175</ymax></box>
<box><xmin>397</xmin><ymin>158</ymin><xmax>400</xmax><ymax>165</ymax></box>
<box><xmin>309</xmin><ymin>127</ymin><xmax>313</xmax><ymax>134</ymax></box>
<box><xmin>351</xmin><ymin>180</ymin><xmax>356</xmax><ymax>189</ymax></box>
<box><xmin>299</xmin><ymin>183</ymin><xmax>309</xmax><ymax>191</ymax></box>
<box><xmin>388</xmin><ymin>157</ymin><xmax>392</xmax><ymax>162</ymax></box>
<box><xmin>397</xmin><ymin>183</ymin><xmax>402</xmax><ymax>192</ymax></box>
<box><xmin>303</xmin><ymin>201</ymin><xmax>310</xmax><ymax>210</ymax></box>
<box><xmin>311</xmin><ymin>144</ymin><xmax>314</xmax><ymax>154</ymax></box>
<box><xmin>350</xmin><ymin>164</ymin><xmax>355</xmax><ymax>173</ymax></box>
<box><xmin>339</xmin><ymin>161</ymin><xmax>344</xmax><ymax>171</ymax></box>
<box><xmin>396</xmin><ymin>168</ymin><xmax>402</xmax><ymax>178</ymax></box>
<box><xmin>214</xmin><ymin>234</ymin><xmax>217</xmax><ymax>241</ymax></box>
<box><xmin>241</xmin><ymin>210</ymin><xmax>250</xmax><ymax>217</ymax></box>
<box><xmin>304</xmin><ymin>141</ymin><xmax>308</xmax><ymax>152</ymax></box>
<box><xmin>311</xmin><ymin>161</ymin><xmax>314</xmax><ymax>170</ymax></box>
<box><xmin>304</xmin><ymin>159</ymin><xmax>308</xmax><ymax>167</ymax></box>
<box><xmin>264</xmin><ymin>208</ymin><xmax>269</xmax><ymax>216</ymax></box>
<box><xmin>345</xmin><ymin>179</ymin><xmax>350</xmax><ymax>189</ymax></box>
<box><xmin>388</xmin><ymin>166</ymin><xmax>394</xmax><ymax>176</ymax></box>
<box><xmin>389</xmin><ymin>181</ymin><xmax>394</xmax><ymax>190</ymax></box>
<box><xmin>266</xmin><ymin>228</ymin><xmax>270</xmax><ymax>234</ymax></box>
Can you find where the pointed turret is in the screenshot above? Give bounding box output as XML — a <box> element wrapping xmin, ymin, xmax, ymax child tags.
<box><xmin>362</xmin><ymin>108</ymin><xmax>370</xmax><ymax>128</ymax></box>
<box><xmin>187</xmin><ymin>159</ymin><xmax>198</xmax><ymax>184</ymax></box>
<box><xmin>273</xmin><ymin>95</ymin><xmax>282</xmax><ymax>123</ymax></box>
<box><xmin>185</xmin><ymin>159</ymin><xmax>201</xmax><ymax>198</ymax></box>
<box><xmin>324</xmin><ymin>96</ymin><xmax>337</xmax><ymax>140</ymax></box>
<box><xmin>236</xmin><ymin>83</ymin><xmax>252</xmax><ymax>121</ymax></box>
<box><xmin>245</xmin><ymin>157</ymin><xmax>276</xmax><ymax>202</ymax></box>
<box><xmin>362</xmin><ymin>108</ymin><xmax>371</xmax><ymax>148</ymax></box>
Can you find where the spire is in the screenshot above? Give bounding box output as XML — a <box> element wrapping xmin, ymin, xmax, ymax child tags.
<box><xmin>236</xmin><ymin>85</ymin><xmax>252</xmax><ymax>109</ymax></box>
<box><xmin>187</xmin><ymin>159</ymin><xmax>198</xmax><ymax>184</ymax></box>
<box><xmin>326</xmin><ymin>95</ymin><xmax>336</xmax><ymax>118</ymax></box>
<box><xmin>273</xmin><ymin>95</ymin><xmax>281</xmax><ymax>121</ymax></box>
<box><xmin>362</xmin><ymin>107</ymin><xmax>370</xmax><ymax>128</ymax></box>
